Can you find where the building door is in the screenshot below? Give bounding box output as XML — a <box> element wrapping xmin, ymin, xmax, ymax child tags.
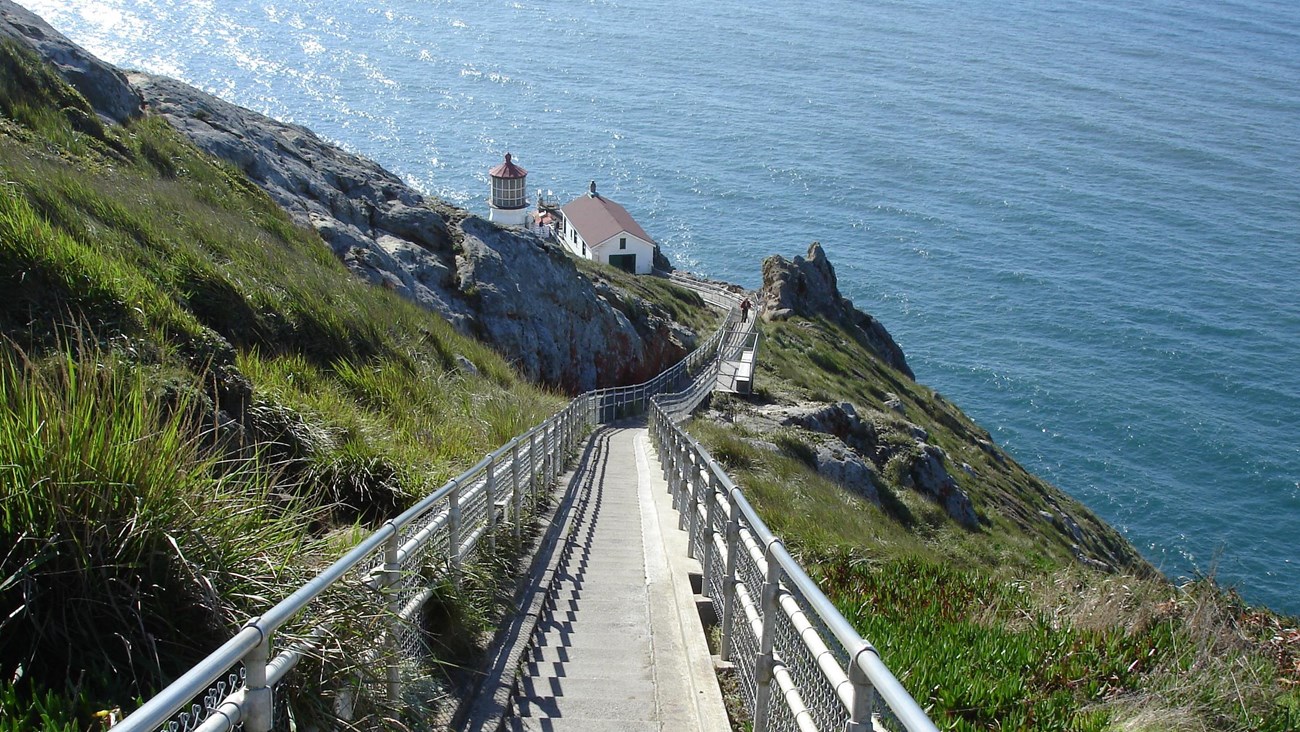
<box><xmin>609</xmin><ymin>254</ymin><xmax>637</xmax><ymax>273</ymax></box>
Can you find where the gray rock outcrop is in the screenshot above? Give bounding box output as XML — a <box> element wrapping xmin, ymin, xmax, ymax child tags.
<box><xmin>0</xmin><ymin>4</ymin><xmax>701</xmax><ymax>393</ymax></box>
<box><xmin>759</xmin><ymin>243</ymin><xmax>913</xmax><ymax>378</ymax></box>
<box><xmin>904</xmin><ymin>444</ymin><xmax>978</xmax><ymax>529</ymax></box>
<box><xmin>0</xmin><ymin>4</ymin><xmax>701</xmax><ymax>394</ymax></box>
<box><xmin>0</xmin><ymin>1</ymin><xmax>142</xmax><ymax>123</ymax></box>
<box><xmin>753</xmin><ymin>400</ymin><xmax>978</xmax><ymax>528</ymax></box>
<box><xmin>810</xmin><ymin>438</ymin><xmax>882</xmax><ymax>505</ymax></box>
<box><xmin>123</xmin><ymin>72</ymin><xmax>694</xmax><ymax>392</ymax></box>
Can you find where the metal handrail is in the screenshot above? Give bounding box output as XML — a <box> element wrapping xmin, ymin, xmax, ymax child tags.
<box><xmin>648</xmin><ymin>389</ymin><xmax>938</xmax><ymax>732</ymax></box>
<box><xmin>117</xmin><ymin>276</ymin><xmax>741</xmax><ymax>732</ymax></box>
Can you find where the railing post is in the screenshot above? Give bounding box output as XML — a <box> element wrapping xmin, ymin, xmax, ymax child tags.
<box><xmin>669</xmin><ymin>436</ymin><xmax>683</xmax><ymax>507</ymax></box>
<box><xmin>448</xmin><ymin>479</ymin><xmax>462</xmax><ymax>586</ymax></box>
<box><xmin>701</xmin><ymin>470</ymin><xmax>719</xmax><ymax>595</ymax></box>
<box><xmin>847</xmin><ymin>647</ymin><xmax>878</xmax><ymax>732</ymax></box>
<box><xmin>242</xmin><ymin>627</ymin><xmax>272</xmax><ymax>732</ymax></box>
<box><xmin>662</xmin><ymin>431</ymin><xmax>675</xmax><ymax>484</ymax></box>
<box><xmin>676</xmin><ymin>447</ymin><xmax>692</xmax><ymax>532</ymax></box>
<box><xmin>559</xmin><ymin>408</ymin><xmax>567</xmax><ymax>455</ymax></box>
<box><xmin>686</xmin><ymin>458</ymin><xmax>702</xmax><ymax>560</ymax></box>
<box><xmin>511</xmin><ymin>439</ymin><xmax>523</xmax><ymax>542</ymax></box>
<box><xmin>486</xmin><ymin>460</ymin><xmax>497</xmax><ymax>553</ymax></box>
<box><xmin>753</xmin><ymin>542</ymin><xmax>782</xmax><ymax>732</ymax></box>
<box><xmin>529</xmin><ymin>432</ymin><xmax>539</xmax><ymax>502</ymax></box>
<box><xmin>719</xmin><ymin>493</ymin><xmax>740</xmax><ymax>662</ymax></box>
<box><xmin>555</xmin><ymin>411</ymin><xmax>564</xmax><ymax>465</ymax></box>
<box><xmin>384</xmin><ymin>530</ymin><xmax>402</xmax><ymax>704</ymax></box>
<box><xmin>563</xmin><ymin>407</ymin><xmax>573</xmax><ymax>462</ymax></box>
<box><xmin>544</xmin><ymin>424</ymin><xmax>554</xmax><ymax>487</ymax></box>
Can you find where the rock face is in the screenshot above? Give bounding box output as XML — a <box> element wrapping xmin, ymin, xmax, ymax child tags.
<box><xmin>0</xmin><ymin>4</ymin><xmax>698</xmax><ymax>394</ymax></box>
<box><xmin>750</xmin><ymin>400</ymin><xmax>978</xmax><ymax>528</ymax></box>
<box><xmin>0</xmin><ymin>1</ymin><xmax>142</xmax><ymax>123</ymax></box>
<box><xmin>760</xmin><ymin>243</ymin><xmax>913</xmax><ymax>379</ymax></box>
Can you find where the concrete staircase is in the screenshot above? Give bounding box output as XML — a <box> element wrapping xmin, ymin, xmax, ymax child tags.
<box><xmin>507</xmin><ymin>426</ymin><xmax>728</xmax><ymax>731</ymax></box>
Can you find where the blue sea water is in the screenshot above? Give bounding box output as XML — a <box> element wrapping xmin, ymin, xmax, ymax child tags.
<box><xmin>29</xmin><ymin>0</ymin><xmax>1300</xmax><ymax>615</ymax></box>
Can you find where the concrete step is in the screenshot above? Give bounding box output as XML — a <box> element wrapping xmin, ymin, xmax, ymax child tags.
<box><xmin>547</xmin><ymin>596</ymin><xmax>650</xmax><ymax>614</ymax></box>
<box><xmin>536</xmin><ymin>614</ymin><xmax>648</xmax><ymax>634</ymax></box>
<box><xmin>526</xmin><ymin>644</ymin><xmax>652</xmax><ymax>668</ymax></box>
<box><xmin>532</xmin><ymin>629</ymin><xmax>650</xmax><ymax>649</ymax></box>
<box><xmin>521</xmin><ymin>657</ymin><xmax>654</xmax><ymax>682</ymax></box>
<box><xmin>509</xmin><ymin>717</ymin><xmax>663</xmax><ymax>732</ymax></box>
<box><xmin>514</xmin><ymin>694</ymin><xmax>657</xmax><ymax>721</ymax></box>
<box><xmin>560</xmin><ymin>555</ymin><xmax>648</xmax><ymax>570</ymax></box>
<box><xmin>549</xmin><ymin>577</ymin><xmax>648</xmax><ymax>593</ymax></box>
<box><xmin>518</xmin><ymin>674</ymin><xmax>657</xmax><ymax>701</ymax></box>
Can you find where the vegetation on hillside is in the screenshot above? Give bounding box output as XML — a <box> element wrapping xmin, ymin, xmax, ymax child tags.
<box><xmin>0</xmin><ymin>41</ymin><xmax>563</xmax><ymax>728</ymax></box>
<box><xmin>688</xmin><ymin>314</ymin><xmax>1300</xmax><ymax>730</ymax></box>
<box><xmin>572</xmin><ymin>256</ymin><xmax>718</xmax><ymax>335</ymax></box>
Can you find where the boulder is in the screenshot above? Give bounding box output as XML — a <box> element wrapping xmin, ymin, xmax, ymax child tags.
<box><xmin>811</xmin><ymin>438</ymin><xmax>881</xmax><ymax>505</ymax></box>
<box><xmin>761</xmin><ymin>400</ymin><xmax>977</xmax><ymax>528</ymax></box>
<box><xmin>456</xmin><ymin>216</ymin><xmax>685</xmax><ymax>391</ymax></box>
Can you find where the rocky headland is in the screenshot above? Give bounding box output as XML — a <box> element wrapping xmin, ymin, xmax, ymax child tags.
<box><xmin>2</xmin><ymin>0</ymin><xmax>694</xmax><ymax>393</ymax></box>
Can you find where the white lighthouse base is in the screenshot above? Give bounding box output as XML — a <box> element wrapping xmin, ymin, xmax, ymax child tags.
<box><xmin>489</xmin><ymin>205</ymin><xmax>528</xmax><ymax>226</ymax></box>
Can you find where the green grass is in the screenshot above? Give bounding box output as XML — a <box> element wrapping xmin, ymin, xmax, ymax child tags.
<box><xmin>571</xmin><ymin>256</ymin><xmax>719</xmax><ymax>336</ymax></box>
<box><xmin>0</xmin><ymin>40</ymin><xmax>564</xmax><ymax>728</ymax></box>
<box><xmin>0</xmin><ymin>344</ymin><xmax>310</xmax><ymax>723</ymax></box>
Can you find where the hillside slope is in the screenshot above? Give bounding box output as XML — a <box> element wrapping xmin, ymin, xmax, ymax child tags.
<box><xmin>686</xmin><ymin>244</ymin><xmax>1298</xmax><ymax>730</ymax></box>
<box><xmin>0</xmin><ymin>37</ymin><xmax>576</xmax><ymax>729</ymax></box>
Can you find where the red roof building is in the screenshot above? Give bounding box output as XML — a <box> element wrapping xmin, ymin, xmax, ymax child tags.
<box><xmin>557</xmin><ymin>181</ymin><xmax>656</xmax><ymax>274</ymax></box>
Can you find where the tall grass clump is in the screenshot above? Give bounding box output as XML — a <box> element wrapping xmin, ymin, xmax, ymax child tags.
<box><xmin>0</xmin><ymin>42</ymin><xmax>121</xmax><ymax>161</ymax></box>
<box><xmin>0</xmin><ymin>343</ymin><xmax>304</xmax><ymax>718</ymax></box>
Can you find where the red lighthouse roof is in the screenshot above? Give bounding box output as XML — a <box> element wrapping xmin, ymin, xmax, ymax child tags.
<box><xmin>489</xmin><ymin>152</ymin><xmax>527</xmax><ymax>179</ymax></box>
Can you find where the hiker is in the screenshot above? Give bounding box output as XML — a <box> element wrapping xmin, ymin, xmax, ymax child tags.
<box><xmin>740</xmin><ymin>297</ymin><xmax>752</xmax><ymax>322</ymax></box>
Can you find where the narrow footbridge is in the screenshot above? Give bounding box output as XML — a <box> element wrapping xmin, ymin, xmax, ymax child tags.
<box><xmin>116</xmin><ymin>275</ymin><xmax>937</xmax><ymax>732</ymax></box>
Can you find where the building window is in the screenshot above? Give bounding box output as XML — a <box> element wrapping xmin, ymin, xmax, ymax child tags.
<box><xmin>620</xmin><ymin>237</ymin><xmax>627</xmax><ymax>250</ymax></box>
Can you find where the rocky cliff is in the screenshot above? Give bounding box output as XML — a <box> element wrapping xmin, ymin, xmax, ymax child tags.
<box><xmin>0</xmin><ymin>0</ymin><xmax>695</xmax><ymax>393</ymax></box>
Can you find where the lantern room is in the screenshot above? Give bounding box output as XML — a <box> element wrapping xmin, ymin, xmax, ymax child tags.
<box><xmin>488</xmin><ymin>152</ymin><xmax>528</xmax><ymax>226</ymax></box>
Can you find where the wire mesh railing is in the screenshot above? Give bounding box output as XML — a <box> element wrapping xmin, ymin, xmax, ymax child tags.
<box><xmin>114</xmin><ymin>276</ymin><xmax>741</xmax><ymax>732</ymax></box>
<box><xmin>648</xmin><ymin>397</ymin><xmax>940</xmax><ymax>732</ymax></box>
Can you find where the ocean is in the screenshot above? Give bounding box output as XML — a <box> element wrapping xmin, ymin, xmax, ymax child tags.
<box><xmin>28</xmin><ymin>0</ymin><xmax>1299</xmax><ymax>615</ymax></box>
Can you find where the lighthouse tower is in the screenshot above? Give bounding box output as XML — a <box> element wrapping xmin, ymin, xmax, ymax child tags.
<box><xmin>487</xmin><ymin>152</ymin><xmax>528</xmax><ymax>226</ymax></box>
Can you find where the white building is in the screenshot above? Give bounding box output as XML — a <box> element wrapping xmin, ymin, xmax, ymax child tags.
<box><xmin>556</xmin><ymin>181</ymin><xmax>656</xmax><ymax>274</ymax></box>
<box><xmin>487</xmin><ymin>153</ymin><xmax>529</xmax><ymax>226</ymax></box>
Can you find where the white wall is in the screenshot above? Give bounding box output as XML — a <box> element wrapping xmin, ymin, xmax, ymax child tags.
<box><xmin>593</xmin><ymin>232</ymin><xmax>655</xmax><ymax>274</ymax></box>
<box><xmin>489</xmin><ymin>204</ymin><xmax>528</xmax><ymax>226</ymax></box>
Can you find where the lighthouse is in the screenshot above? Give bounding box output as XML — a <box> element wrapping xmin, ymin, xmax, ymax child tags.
<box><xmin>487</xmin><ymin>152</ymin><xmax>528</xmax><ymax>226</ymax></box>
